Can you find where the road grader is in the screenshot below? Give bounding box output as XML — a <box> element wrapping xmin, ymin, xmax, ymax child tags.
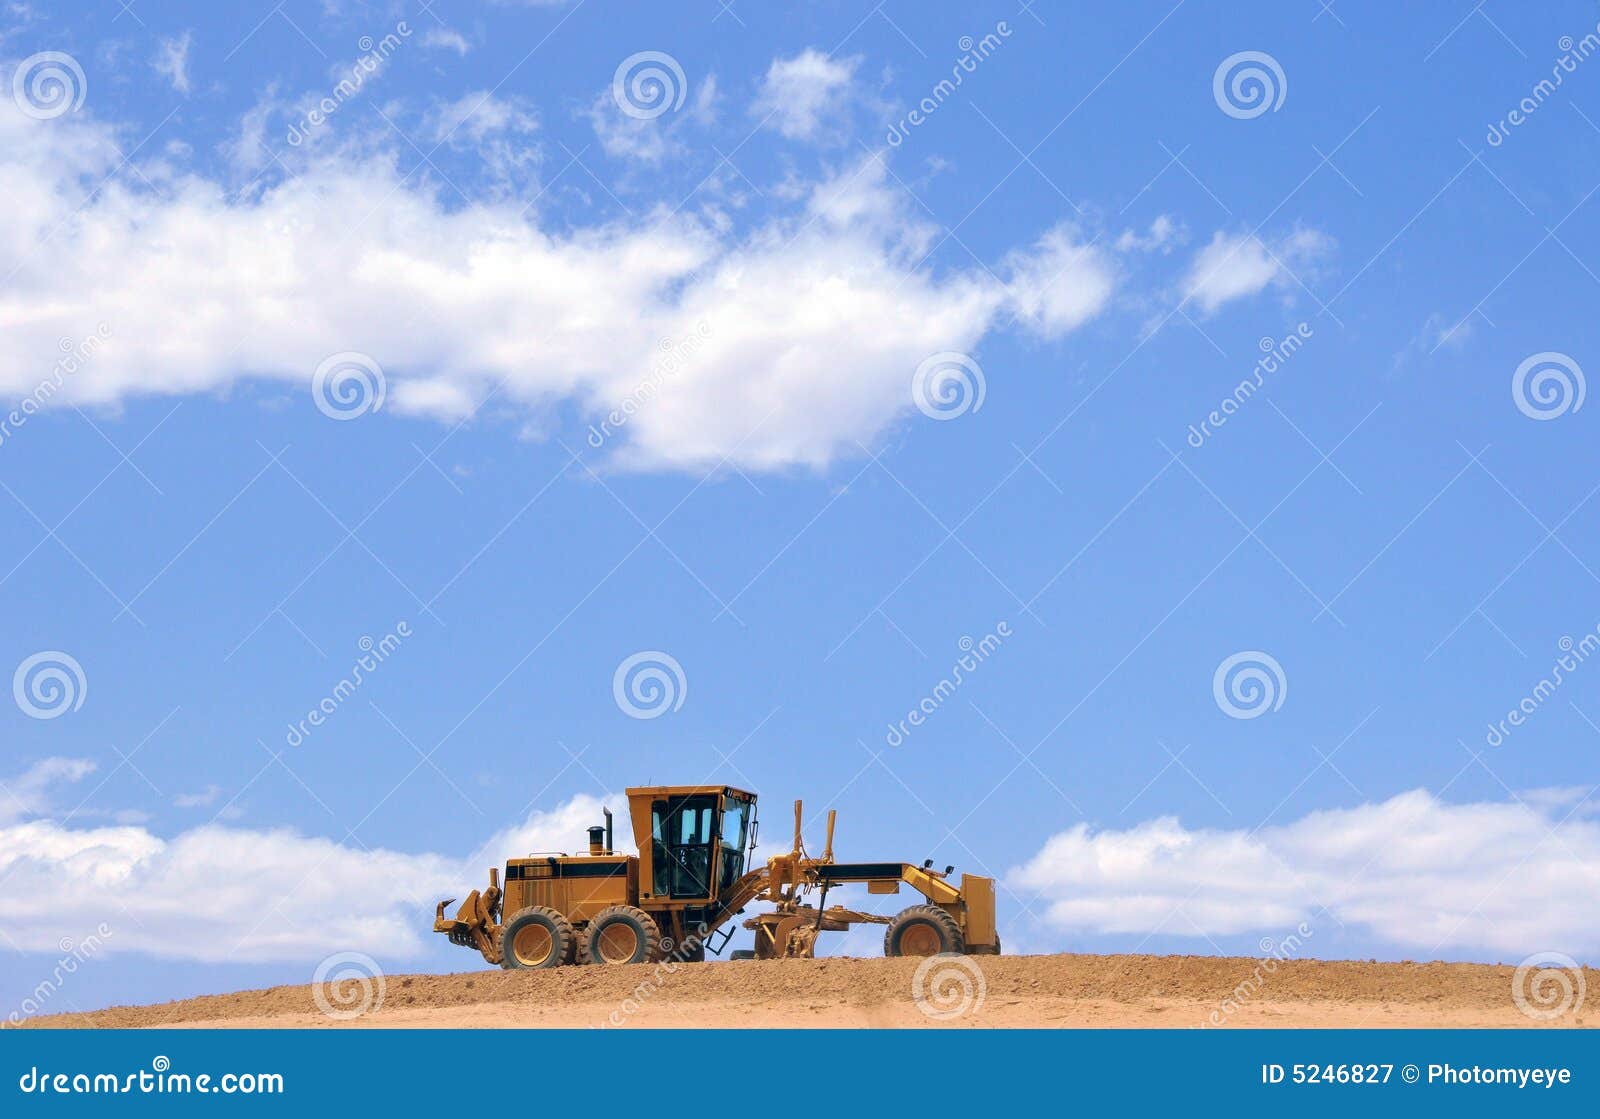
<box><xmin>434</xmin><ymin>784</ymin><xmax>998</xmax><ymax>967</ymax></box>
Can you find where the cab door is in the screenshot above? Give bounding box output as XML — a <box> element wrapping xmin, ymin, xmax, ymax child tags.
<box><xmin>650</xmin><ymin>796</ymin><xmax>718</xmax><ymax>899</ymax></box>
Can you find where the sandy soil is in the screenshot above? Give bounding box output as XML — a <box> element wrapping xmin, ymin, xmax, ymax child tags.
<box><xmin>21</xmin><ymin>953</ymin><xmax>1595</xmax><ymax>1029</ymax></box>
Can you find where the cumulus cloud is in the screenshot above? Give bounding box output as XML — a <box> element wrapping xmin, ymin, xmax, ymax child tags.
<box><xmin>0</xmin><ymin>91</ymin><xmax>1317</xmax><ymax>473</ymax></box>
<box><xmin>1179</xmin><ymin>227</ymin><xmax>1331</xmax><ymax>315</ymax></box>
<box><xmin>1003</xmin><ymin>224</ymin><xmax>1117</xmax><ymax>338</ymax></box>
<box><xmin>751</xmin><ymin>49</ymin><xmax>858</xmax><ymax>140</ymax></box>
<box><xmin>0</xmin><ymin>101</ymin><xmax>1121</xmax><ymax>473</ymax></box>
<box><xmin>0</xmin><ymin>757</ymin><xmax>620</xmax><ymax>962</ymax></box>
<box><xmin>1009</xmin><ymin>789</ymin><xmax>1600</xmax><ymax>956</ymax></box>
<box><xmin>153</xmin><ymin>31</ymin><xmax>193</xmax><ymax>95</ymax></box>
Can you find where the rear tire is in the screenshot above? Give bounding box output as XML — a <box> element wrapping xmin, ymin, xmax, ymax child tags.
<box><xmin>500</xmin><ymin>906</ymin><xmax>575</xmax><ymax>969</ymax></box>
<box><xmin>883</xmin><ymin>904</ymin><xmax>964</xmax><ymax>957</ymax></box>
<box><xmin>729</xmin><ymin>949</ymin><xmax>756</xmax><ymax>961</ymax></box>
<box><xmin>579</xmin><ymin>905</ymin><xmax>661</xmax><ymax>965</ymax></box>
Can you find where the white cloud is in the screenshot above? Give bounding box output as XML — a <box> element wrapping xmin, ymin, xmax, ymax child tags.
<box><xmin>172</xmin><ymin>785</ymin><xmax>222</xmax><ymax>809</ymax></box>
<box><xmin>425</xmin><ymin>91</ymin><xmax>536</xmax><ymax>144</ymax></box>
<box><xmin>0</xmin><ymin>758</ymin><xmax>95</xmax><ymax>824</ymax></box>
<box><xmin>0</xmin><ymin>4</ymin><xmax>38</xmax><ymax>50</ymax></box>
<box><xmin>153</xmin><ymin>31</ymin><xmax>193</xmax><ymax>95</ymax></box>
<box><xmin>221</xmin><ymin>87</ymin><xmax>278</xmax><ymax>179</ymax></box>
<box><xmin>0</xmin><ymin>758</ymin><xmax>621</xmax><ymax>962</ymax></box>
<box><xmin>1116</xmin><ymin>214</ymin><xmax>1184</xmax><ymax>254</ymax></box>
<box><xmin>1003</xmin><ymin>224</ymin><xmax>1118</xmax><ymax>338</ymax></box>
<box><xmin>424</xmin><ymin>92</ymin><xmax>539</xmax><ymax>194</ymax></box>
<box><xmin>1179</xmin><ymin>227</ymin><xmax>1331</xmax><ymax>315</ymax></box>
<box><xmin>0</xmin><ymin>103</ymin><xmax>1125</xmax><ymax>474</ymax></box>
<box><xmin>2</xmin><ymin>99</ymin><xmax>1306</xmax><ymax>473</ymax></box>
<box><xmin>420</xmin><ymin>27</ymin><xmax>471</xmax><ymax>56</ymax></box>
<box><xmin>588</xmin><ymin>89</ymin><xmax>677</xmax><ymax>163</ymax></box>
<box><xmin>1009</xmin><ymin>789</ymin><xmax>1600</xmax><ymax>956</ymax></box>
<box><xmin>587</xmin><ymin>73</ymin><xmax>715</xmax><ymax>166</ymax></box>
<box><xmin>751</xmin><ymin>49</ymin><xmax>858</xmax><ymax>141</ymax></box>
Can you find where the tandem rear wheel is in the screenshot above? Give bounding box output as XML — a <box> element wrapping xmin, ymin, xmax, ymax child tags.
<box><xmin>499</xmin><ymin>906</ymin><xmax>576</xmax><ymax>969</ymax></box>
<box><xmin>578</xmin><ymin>905</ymin><xmax>663</xmax><ymax>965</ymax></box>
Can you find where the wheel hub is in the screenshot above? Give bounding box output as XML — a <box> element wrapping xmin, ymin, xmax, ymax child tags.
<box><xmin>598</xmin><ymin>923</ymin><xmax>638</xmax><ymax>963</ymax></box>
<box><xmin>512</xmin><ymin>924</ymin><xmax>553</xmax><ymax>967</ymax></box>
<box><xmin>899</xmin><ymin>923</ymin><xmax>942</xmax><ymax>956</ymax></box>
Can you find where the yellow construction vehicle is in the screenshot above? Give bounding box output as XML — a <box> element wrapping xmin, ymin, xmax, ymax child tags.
<box><xmin>434</xmin><ymin>784</ymin><xmax>999</xmax><ymax>968</ymax></box>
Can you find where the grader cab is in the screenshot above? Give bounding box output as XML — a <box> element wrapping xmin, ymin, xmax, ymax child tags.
<box><xmin>433</xmin><ymin>784</ymin><xmax>999</xmax><ymax>968</ymax></box>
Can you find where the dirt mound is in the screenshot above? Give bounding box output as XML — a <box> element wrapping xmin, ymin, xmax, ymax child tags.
<box><xmin>22</xmin><ymin>953</ymin><xmax>1595</xmax><ymax>1029</ymax></box>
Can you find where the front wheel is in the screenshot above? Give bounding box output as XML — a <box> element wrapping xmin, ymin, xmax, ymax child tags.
<box><xmin>883</xmin><ymin>904</ymin><xmax>964</xmax><ymax>957</ymax></box>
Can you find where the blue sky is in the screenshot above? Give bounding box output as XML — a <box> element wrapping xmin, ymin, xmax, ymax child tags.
<box><xmin>4</xmin><ymin>0</ymin><xmax>1600</xmax><ymax>1018</ymax></box>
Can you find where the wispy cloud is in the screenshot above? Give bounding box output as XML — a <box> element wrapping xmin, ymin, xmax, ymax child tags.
<box><xmin>153</xmin><ymin>30</ymin><xmax>193</xmax><ymax>95</ymax></box>
<box><xmin>420</xmin><ymin>27</ymin><xmax>471</xmax><ymax>56</ymax></box>
<box><xmin>0</xmin><ymin>757</ymin><xmax>96</xmax><ymax>824</ymax></box>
